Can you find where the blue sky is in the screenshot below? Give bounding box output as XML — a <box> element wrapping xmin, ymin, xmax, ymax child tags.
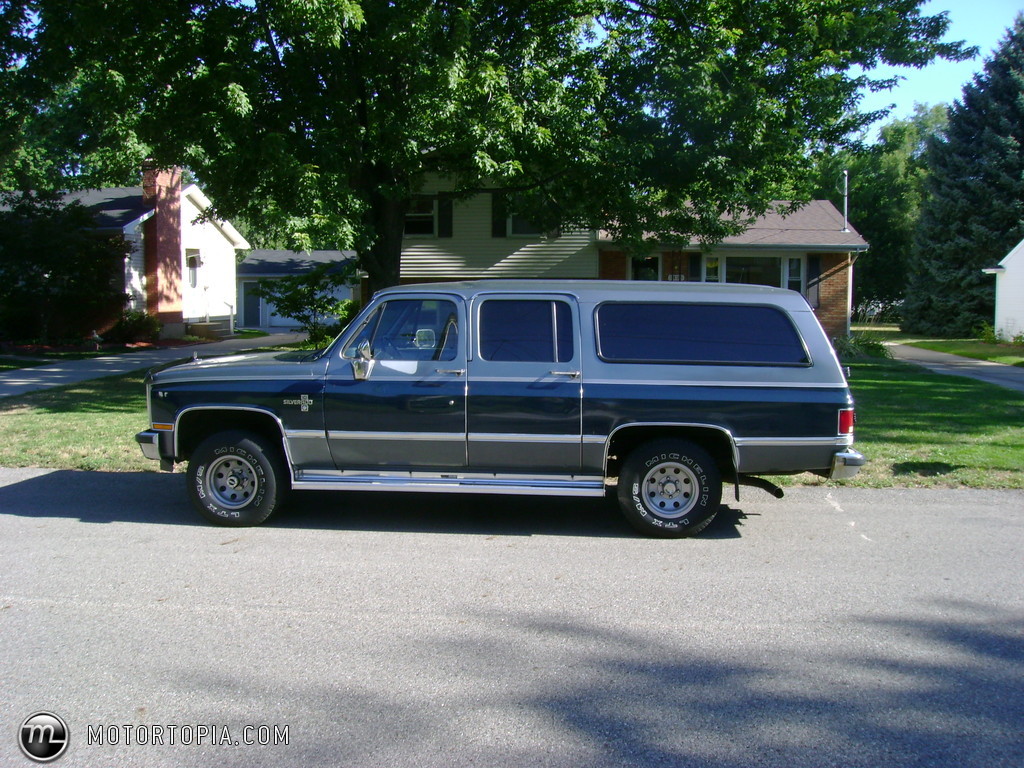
<box><xmin>857</xmin><ymin>0</ymin><xmax>1023</xmax><ymax>126</ymax></box>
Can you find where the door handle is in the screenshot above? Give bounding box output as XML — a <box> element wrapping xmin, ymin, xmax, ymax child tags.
<box><xmin>550</xmin><ymin>370</ymin><xmax>581</xmax><ymax>378</ymax></box>
<box><xmin>436</xmin><ymin>368</ymin><xmax>466</xmax><ymax>376</ymax></box>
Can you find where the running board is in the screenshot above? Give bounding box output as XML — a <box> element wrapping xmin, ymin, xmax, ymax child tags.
<box><xmin>293</xmin><ymin>470</ymin><xmax>607</xmax><ymax>497</ymax></box>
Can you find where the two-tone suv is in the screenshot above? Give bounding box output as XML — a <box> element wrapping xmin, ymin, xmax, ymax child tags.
<box><xmin>136</xmin><ymin>280</ymin><xmax>863</xmax><ymax>537</ymax></box>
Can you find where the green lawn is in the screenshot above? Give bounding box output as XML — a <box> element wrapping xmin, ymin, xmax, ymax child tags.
<box><xmin>1</xmin><ymin>358</ymin><xmax>1022</xmax><ymax>487</ymax></box>
<box><xmin>0</xmin><ymin>372</ymin><xmax>154</xmax><ymax>472</ymax></box>
<box><xmin>839</xmin><ymin>358</ymin><xmax>1024</xmax><ymax>488</ymax></box>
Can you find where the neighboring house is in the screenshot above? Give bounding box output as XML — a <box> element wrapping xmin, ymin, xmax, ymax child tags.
<box><xmin>237</xmin><ymin>249</ymin><xmax>356</xmax><ymax>329</ymax></box>
<box><xmin>396</xmin><ymin>182</ymin><xmax>868</xmax><ymax>338</ymax></box>
<box><xmin>66</xmin><ymin>167</ymin><xmax>249</xmax><ymax>337</ymax></box>
<box><xmin>983</xmin><ymin>237</ymin><xmax>1024</xmax><ymax>340</ymax></box>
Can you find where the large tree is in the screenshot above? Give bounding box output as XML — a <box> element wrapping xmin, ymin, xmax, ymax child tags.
<box><xmin>903</xmin><ymin>14</ymin><xmax>1024</xmax><ymax>336</ymax></box>
<box><xmin>813</xmin><ymin>103</ymin><xmax>947</xmax><ymax>316</ymax></box>
<box><xmin>2</xmin><ymin>1</ymin><xmax>970</xmax><ymax>294</ymax></box>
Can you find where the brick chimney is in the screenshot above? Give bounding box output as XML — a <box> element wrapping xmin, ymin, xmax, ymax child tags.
<box><xmin>141</xmin><ymin>163</ymin><xmax>184</xmax><ymax>333</ymax></box>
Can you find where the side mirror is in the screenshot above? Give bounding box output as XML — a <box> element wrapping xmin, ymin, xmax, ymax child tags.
<box><xmin>353</xmin><ymin>340</ymin><xmax>375</xmax><ymax>381</ymax></box>
<box><xmin>414</xmin><ymin>328</ymin><xmax>436</xmax><ymax>350</ymax></box>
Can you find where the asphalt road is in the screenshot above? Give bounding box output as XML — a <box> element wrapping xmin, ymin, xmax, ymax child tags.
<box><xmin>1</xmin><ymin>469</ymin><xmax>1021</xmax><ymax>768</ymax></box>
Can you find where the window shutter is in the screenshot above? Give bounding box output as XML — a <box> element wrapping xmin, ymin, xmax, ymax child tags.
<box><xmin>806</xmin><ymin>255</ymin><xmax>821</xmax><ymax>308</ymax></box>
<box><xmin>437</xmin><ymin>194</ymin><xmax>453</xmax><ymax>238</ymax></box>
<box><xmin>491</xmin><ymin>193</ymin><xmax>507</xmax><ymax>238</ymax></box>
<box><xmin>688</xmin><ymin>253</ymin><xmax>701</xmax><ymax>281</ymax></box>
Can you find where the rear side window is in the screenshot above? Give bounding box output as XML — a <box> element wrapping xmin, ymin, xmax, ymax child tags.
<box><xmin>597</xmin><ymin>302</ymin><xmax>809</xmax><ymax>365</ymax></box>
<box><xmin>480</xmin><ymin>300</ymin><xmax>574</xmax><ymax>362</ymax></box>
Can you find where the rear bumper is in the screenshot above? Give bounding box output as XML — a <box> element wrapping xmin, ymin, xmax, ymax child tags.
<box><xmin>829</xmin><ymin>448</ymin><xmax>866</xmax><ymax>480</ymax></box>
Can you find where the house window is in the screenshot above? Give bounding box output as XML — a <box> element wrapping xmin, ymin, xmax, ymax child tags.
<box><xmin>631</xmin><ymin>255</ymin><xmax>661</xmax><ymax>281</ymax></box>
<box><xmin>186</xmin><ymin>249</ymin><xmax>201</xmax><ymax>289</ymax></box>
<box><xmin>725</xmin><ymin>255</ymin><xmax>782</xmax><ymax>287</ymax></box>
<box><xmin>404</xmin><ymin>196</ymin><xmax>436</xmax><ymax>236</ymax></box>
<box><xmin>404</xmin><ymin>195</ymin><xmax>453</xmax><ymax>238</ymax></box>
<box><xmin>786</xmin><ymin>257</ymin><xmax>804</xmax><ymax>293</ymax></box>
<box><xmin>491</xmin><ymin>192</ymin><xmax>547</xmax><ymax>238</ymax></box>
<box><xmin>704</xmin><ymin>256</ymin><xmax>720</xmax><ymax>282</ymax></box>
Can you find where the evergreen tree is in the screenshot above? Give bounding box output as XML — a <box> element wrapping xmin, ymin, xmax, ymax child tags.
<box><xmin>903</xmin><ymin>14</ymin><xmax>1024</xmax><ymax>336</ymax></box>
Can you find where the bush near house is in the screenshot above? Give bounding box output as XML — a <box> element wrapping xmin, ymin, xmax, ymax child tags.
<box><xmin>0</xmin><ymin>190</ymin><xmax>130</xmax><ymax>343</ymax></box>
<box><xmin>251</xmin><ymin>262</ymin><xmax>357</xmax><ymax>346</ymax></box>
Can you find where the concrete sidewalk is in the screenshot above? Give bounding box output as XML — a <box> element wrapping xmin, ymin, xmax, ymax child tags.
<box><xmin>887</xmin><ymin>343</ymin><xmax>1024</xmax><ymax>395</ymax></box>
<box><xmin>0</xmin><ymin>330</ymin><xmax>307</xmax><ymax>398</ymax></box>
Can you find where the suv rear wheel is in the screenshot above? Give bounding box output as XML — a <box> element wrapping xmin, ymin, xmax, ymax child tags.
<box><xmin>617</xmin><ymin>439</ymin><xmax>721</xmax><ymax>538</ymax></box>
<box><xmin>187</xmin><ymin>430</ymin><xmax>288</xmax><ymax>526</ymax></box>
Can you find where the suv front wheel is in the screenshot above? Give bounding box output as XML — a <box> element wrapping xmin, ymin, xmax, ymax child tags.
<box><xmin>187</xmin><ymin>430</ymin><xmax>288</xmax><ymax>526</ymax></box>
<box><xmin>617</xmin><ymin>439</ymin><xmax>721</xmax><ymax>538</ymax></box>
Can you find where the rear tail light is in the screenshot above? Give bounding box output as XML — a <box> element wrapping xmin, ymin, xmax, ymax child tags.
<box><xmin>838</xmin><ymin>408</ymin><xmax>855</xmax><ymax>436</ymax></box>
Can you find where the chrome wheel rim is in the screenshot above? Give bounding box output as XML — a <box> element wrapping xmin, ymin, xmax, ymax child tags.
<box><xmin>206</xmin><ymin>454</ymin><xmax>259</xmax><ymax>509</ymax></box>
<box><xmin>641</xmin><ymin>461</ymin><xmax>698</xmax><ymax>518</ymax></box>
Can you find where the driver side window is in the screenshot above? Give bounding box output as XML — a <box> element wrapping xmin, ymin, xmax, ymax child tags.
<box><xmin>344</xmin><ymin>299</ymin><xmax>459</xmax><ymax>362</ymax></box>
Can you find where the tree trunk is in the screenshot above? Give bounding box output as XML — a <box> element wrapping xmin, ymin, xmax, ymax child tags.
<box><xmin>360</xmin><ymin>191</ymin><xmax>407</xmax><ymax>298</ymax></box>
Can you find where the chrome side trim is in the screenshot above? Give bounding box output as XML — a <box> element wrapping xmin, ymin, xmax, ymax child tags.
<box><xmin>285</xmin><ymin>429</ymin><xmax>328</xmax><ymax>439</ymax></box>
<box><xmin>734</xmin><ymin>436</ymin><xmax>853</xmax><ymax>448</ymax></box>
<box><xmin>326</xmin><ymin>431</ymin><xmax>587</xmax><ymax>445</ymax></box>
<box><xmin>585</xmin><ymin>378</ymin><xmax>847</xmax><ymax>390</ymax></box>
<box><xmin>468</xmin><ymin>433</ymin><xmax>581</xmax><ymax>444</ymax></box>
<box><xmin>292</xmin><ymin>470</ymin><xmax>606</xmax><ymax>497</ymax></box>
<box><xmin>327</xmin><ymin>430</ymin><xmax>465</xmax><ymax>442</ymax></box>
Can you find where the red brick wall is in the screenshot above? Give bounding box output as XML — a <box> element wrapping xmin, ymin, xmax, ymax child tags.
<box><xmin>812</xmin><ymin>253</ymin><xmax>852</xmax><ymax>339</ymax></box>
<box><xmin>142</xmin><ymin>167</ymin><xmax>183</xmax><ymax>323</ymax></box>
<box><xmin>599</xmin><ymin>250</ymin><xmax>627</xmax><ymax>279</ymax></box>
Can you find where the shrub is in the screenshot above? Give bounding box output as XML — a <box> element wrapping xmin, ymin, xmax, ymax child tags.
<box><xmin>833</xmin><ymin>333</ymin><xmax>892</xmax><ymax>361</ymax></box>
<box><xmin>104</xmin><ymin>310</ymin><xmax>163</xmax><ymax>343</ymax></box>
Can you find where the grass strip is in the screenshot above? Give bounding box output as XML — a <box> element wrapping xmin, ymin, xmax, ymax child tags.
<box><xmin>1</xmin><ymin>358</ymin><xmax>1022</xmax><ymax>487</ymax></box>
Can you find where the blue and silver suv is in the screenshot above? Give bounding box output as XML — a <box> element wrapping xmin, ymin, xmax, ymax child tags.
<box><xmin>136</xmin><ymin>280</ymin><xmax>863</xmax><ymax>537</ymax></box>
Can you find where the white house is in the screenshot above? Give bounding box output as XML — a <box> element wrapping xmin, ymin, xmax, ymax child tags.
<box><xmin>983</xmin><ymin>237</ymin><xmax>1024</xmax><ymax>341</ymax></box>
<box><xmin>66</xmin><ymin>167</ymin><xmax>249</xmax><ymax>337</ymax></box>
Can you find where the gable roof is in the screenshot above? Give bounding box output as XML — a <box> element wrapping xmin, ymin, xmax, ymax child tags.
<box><xmin>63</xmin><ymin>186</ymin><xmax>152</xmax><ymax>231</ymax></box>
<box><xmin>599</xmin><ymin>200</ymin><xmax>869</xmax><ymax>251</ymax></box>
<box><xmin>238</xmin><ymin>249</ymin><xmax>356</xmax><ymax>277</ymax></box>
<box><xmin>61</xmin><ymin>183</ymin><xmax>249</xmax><ymax>248</ymax></box>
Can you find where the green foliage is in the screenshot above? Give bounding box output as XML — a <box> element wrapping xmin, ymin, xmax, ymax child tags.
<box><xmin>104</xmin><ymin>309</ymin><xmax>162</xmax><ymax>344</ymax></box>
<box><xmin>250</xmin><ymin>262</ymin><xmax>356</xmax><ymax>345</ymax></box>
<box><xmin>833</xmin><ymin>333</ymin><xmax>892</xmax><ymax>361</ymax></box>
<box><xmin>0</xmin><ymin>190</ymin><xmax>130</xmax><ymax>343</ymax></box>
<box><xmin>813</xmin><ymin>104</ymin><xmax>947</xmax><ymax>312</ymax></box>
<box><xmin>903</xmin><ymin>15</ymin><xmax>1024</xmax><ymax>337</ymax></box>
<box><xmin>1</xmin><ymin>1</ymin><xmax>972</xmax><ymax>293</ymax></box>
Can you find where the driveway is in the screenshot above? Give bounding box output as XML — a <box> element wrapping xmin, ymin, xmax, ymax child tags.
<box><xmin>0</xmin><ymin>331</ymin><xmax>307</xmax><ymax>398</ymax></box>
<box><xmin>887</xmin><ymin>343</ymin><xmax>1024</xmax><ymax>394</ymax></box>
<box><xmin>1</xmin><ymin>470</ymin><xmax>1021</xmax><ymax>768</ymax></box>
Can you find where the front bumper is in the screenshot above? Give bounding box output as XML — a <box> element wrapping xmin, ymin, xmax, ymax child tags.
<box><xmin>136</xmin><ymin>429</ymin><xmax>175</xmax><ymax>471</ymax></box>
<box><xmin>829</xmin><ymin>448</ymin><xmax>866</xmax><ymax>480</ymax></box>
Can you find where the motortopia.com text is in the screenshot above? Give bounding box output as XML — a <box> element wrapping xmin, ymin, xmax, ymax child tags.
<box><xmin>87</xmin><ymin>724</ymin><xmax>289</xmax><ymax>747</ymax></box>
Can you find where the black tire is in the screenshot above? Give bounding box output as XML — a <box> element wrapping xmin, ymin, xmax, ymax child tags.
<box><xmin>616</xmin><ymin>439</ymin><xmax>722</xmax><ymax>538</ymax></box>
<box><xmin>186</xmin><ymin>430</ymin><xmax>288</xmax><ymax>526</ymax></box>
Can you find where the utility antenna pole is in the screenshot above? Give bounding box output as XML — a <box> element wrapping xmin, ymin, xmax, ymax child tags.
<box><xmin>841</xmin><ymin>169</ymin><xmax>850</xmax><ymax>233</ymax></box>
